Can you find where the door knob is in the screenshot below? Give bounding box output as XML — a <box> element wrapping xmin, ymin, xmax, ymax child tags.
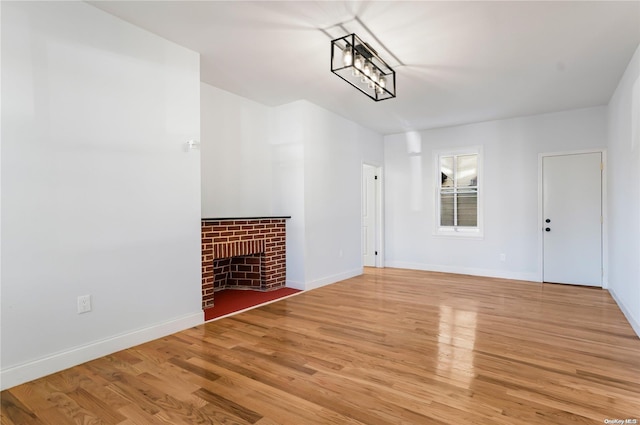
<box><xmin>545</xmin><ymin>219</ymin><xmax>551</xmax><ymax>223</ymax></box>
<box><xmin>545</xmin><ymin>227</ymin><xmax>551</xmax><ymax>232</ymax></box>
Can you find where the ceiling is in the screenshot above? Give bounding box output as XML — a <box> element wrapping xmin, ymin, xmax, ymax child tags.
<box><xmin>89</xmin><ymin>1</ymin><xmax>640</xmax><ymax>135</ymax></box>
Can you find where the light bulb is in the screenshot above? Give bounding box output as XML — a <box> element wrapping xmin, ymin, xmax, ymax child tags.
<box><xmin>363</xmin><ymin>62</ymin><xmax>371</xmax><ymax>77</ymax></box>
<box><xmin>354</xmin><ymin>54</ymin><xmax>363</xmax><ymax>70</ymax></box>
<box><xmin>342</xmin><ymin>47</ymin><xmax>353</xmax><ymax>67</ymax></box>
<box><xmin>371</xmin><ymin>70</ymin><xmax>379</xmax><ymax>84</ymax></box>
<box><xmin>379</xmin><ymin>76</ymin><xmax>386</xmax><ymax>89</ymax></box>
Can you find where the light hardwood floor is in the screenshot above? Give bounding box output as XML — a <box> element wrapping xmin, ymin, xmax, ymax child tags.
<box><xmin>2</xmin><ymin>268</ymin><xmax>639</xmax><ymax>424</ymax></box>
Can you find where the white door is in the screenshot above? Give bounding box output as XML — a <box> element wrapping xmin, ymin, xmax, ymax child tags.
<box><xmin>542</xmin><ymin>152</ymin><xmax>602</xmax><ymax>286</ymax></box>
<box><xmin>362</xmin><ymin>164</ymin><xmax>377</xmax><ymax>267</ymax></box>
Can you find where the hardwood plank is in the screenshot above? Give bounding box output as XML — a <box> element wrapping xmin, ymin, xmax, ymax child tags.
<box><xmin>66</xmin><ymin>387</ymin><xmax>126</xmax><ymax>425</ymax></box>
<box><xmin>116</xmin><ymin>404</ymin><xmax>173</xmax><ymax>425</ymax></box>
<box><xmin>200</xmin><ymin>375</ymin><xmax>369</xmax><ymax>425</ymax></box>
<box><xmin>0</xmin><ymin>390</ymin><xmax>44</xmax><ymax>425</ymax></box>
<box><xmin>74</xmin><ymin>364</ymin><xmax>136</xmax><ymax>412</ymax></box>
<box><xmin>168</xmin><ymin>357</ymin><xmax>222</xmax><ymax>384</ymax></box>
<box><xmin>194</xmin><ymin>387</ymin><xmax>262</xmax><ymax>424</ymax></box>
<box><xmin>134</xmin><ymin>370</ymin><xmax>206</xmax><ymax>409</ymax></box>
<box><xmin>2</xmin><ymin>268</ymin><xmax>639</xmax><ymax>424</ymax></box>
<box><xmin>6</xmin><ymin>381</ymin><xmax>57</xmax><ymax>414</ymax></box>
<box><xmin>44</xmin><ymin>390</ymin><xmax>108</xmax><ymax>425</ymax></box>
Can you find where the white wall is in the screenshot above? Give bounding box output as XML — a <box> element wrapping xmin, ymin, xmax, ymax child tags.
<box><xmin>607</xmin><ymin>44</ymin><xmax>640</xmax><ymax>336</ymax></box>
<box><xmin>300</xmin><ymin>101</ymin><xmax>383</xmax><ymax>288</ymax></box>
<box><xmin>384</xmin><ymin>107</ymin><xmax>607</xmax><ymax>281</ymax></box>
<box><xmin>270</xmin><ymin>101</ymin><xmax>307</xmax><ymax>288</ymax></box>
<box><xmin>1</xmin><ymin>2</ymin><xmax>202</xmax><ymax>390</ymax></box>
<box><xmin>269</xmin><ymin>100</ymin><xmax>385</xmax><ymax>289</ymax></box>
<box><xmin>270</xmin><ymin>101</ymin><xmax>384</xmax><ymax>289</ymax></box>
<box><xmin>201</xmin><ymin>83</ymin><xmax>273</xmax><ymax>217</ymax></box>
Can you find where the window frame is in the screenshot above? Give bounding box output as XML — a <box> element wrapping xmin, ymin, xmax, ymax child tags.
<box><xmin>434</xmin><ymin>146</ymin><xmax>484</xmax><ymax>238</ymax></box>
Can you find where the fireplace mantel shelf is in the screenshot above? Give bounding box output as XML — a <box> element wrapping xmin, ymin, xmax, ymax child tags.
<box><xmin>202</xmin><ymin>216</ymin><xmax>291</xmax><ymax>221</ymax></box>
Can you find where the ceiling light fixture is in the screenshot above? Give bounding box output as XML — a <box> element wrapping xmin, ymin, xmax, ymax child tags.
<box><xmin>331</xmin><ymin>33</ymin><xmax>396</xmax><ymax>101</ymax></box>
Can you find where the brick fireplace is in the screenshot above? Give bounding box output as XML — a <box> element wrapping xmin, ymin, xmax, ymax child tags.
<box><xmin>201</xmin><ymin>217</ymin><xmax>289</xmax><ymax>309</ymax></box>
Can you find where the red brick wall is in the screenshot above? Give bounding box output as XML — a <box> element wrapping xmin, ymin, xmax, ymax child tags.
<box><xmin>201</xmin><ymin>218</ymin><xmax>287</xmax><ymax>309</ymax></box>
<box><xmin>212</xmin><ymin>258</ymin><xmax>230</xmax><ymax>291</ymax></box>
<box><xmin>229</xmin><ymin>254</ymin><xmax>262</xmax><ymax>288</ymax></box>
<box><xmin>212</xmin><ymin>254</ymin><xmax>262</xmax><ymax>291</ymax></box>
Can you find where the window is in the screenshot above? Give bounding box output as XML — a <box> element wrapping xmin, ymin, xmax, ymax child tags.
<box><xmin>436</xmin><ymin>148</ymin><xmax>482</xmax><ymax>236</ymax></box>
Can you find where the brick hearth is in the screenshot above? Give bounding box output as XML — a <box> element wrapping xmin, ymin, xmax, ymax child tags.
<box><xmin>201</xmin><ymin>217</ymin><xmax>288</xmax><ymax>309</ymax></box>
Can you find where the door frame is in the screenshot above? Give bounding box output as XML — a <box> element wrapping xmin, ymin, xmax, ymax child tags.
<box><xmin>362</xmin><ymin>162</ymin><xmax>384</xmax><ymax>268</ymax></box>
<box><xmin>537</xmin><ymin>149</ymin><xmax>608</xmax><ymax>288</ymax></box>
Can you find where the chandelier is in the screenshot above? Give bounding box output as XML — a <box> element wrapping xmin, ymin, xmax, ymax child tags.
<box><xmin>331</xmin><ymin>33</ymin><xmax>396</xmax><ymax>101</ymax></box>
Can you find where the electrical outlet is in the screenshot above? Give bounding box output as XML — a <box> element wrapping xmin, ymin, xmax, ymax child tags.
<box><xmin>77</xmin><ymin>295</ymin><xmax>91</xmax><ymax>314</ymax></box>
<box><xmin>499</xmin><ymin>253</ymin><xmax>506</xmax><ymax>262</ymax></box>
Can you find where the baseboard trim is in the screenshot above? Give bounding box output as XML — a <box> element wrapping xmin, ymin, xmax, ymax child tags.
<box><xmin>384</xmin><ymin>261</ymin><xmax>539</xmax><ymax>283</ymax></box>
<box><xmin>608</xmin><ymin>287</ymin><xmax>640</xmax><ymax>339</ymax></box>
<box><xmin>305</xmin><ymin>267</ymin><xmax>363</xmax><ymax>291</ymax></box>
<box><xmin>0</xmin><ymin>311</ymin><xmax>203</xmax><ymax>391</ymax></box>
<box><xmin>286</xmin><ymin>280</ymin><xmax>306</xmax><ymax>291</ymax></box>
